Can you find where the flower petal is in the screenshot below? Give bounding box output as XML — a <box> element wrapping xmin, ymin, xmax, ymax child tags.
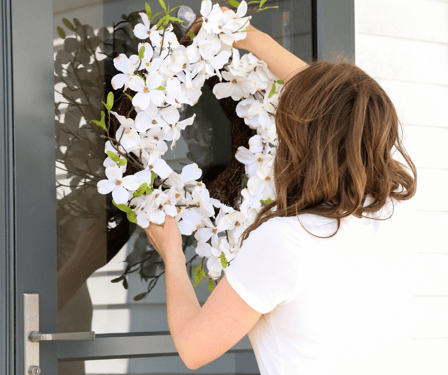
<box><xmin>97</xmin><ymin>179</ymin><xmax>116</xmax><ymax>194</ymax></box>
<box><xmin>213</xmin><ymin>82</ymin><xmax>234</xmax><ymax>99</ymax></box>
<box><xmin>112</xmin><ymin>185</ymin><xmax>130</xmax><ymax>205</ymax></box>
<box><xmin>105</xmin><ymin>166</ymin><xmax>122</xmax><ymax>182</ymax></box>
<box><xmin>134</xmin><ymin>23</ymin><xmax>150</xmax><ymax>40</ymax></box>
<box><xmin>151</xmin><ymin>158</ymin><xmax>173</xmax><ymax>179</ymax></box>
<box><xmin>149</xmin><ymin>89</ymin><xmax>166</xmax><ymax>106</ymax></box>
<box><xmin>235</xmin><ymin>146</ymin><xmax>256</xmax><ymax>164</ymax></box>
<box><xmin>111</xmin><ymin>73</ymin><xmax>129</xmax><ymax>90</ymax></box>
<box><xmin>200</xmin><ymin>0</ymin><xmax>212</xmax><ymax>17</ymax></box>
<box><xmin>196</xmin><ymin>243</ymin><xmax>212</xmax><ymax>258</ymax></box>
<box><xmin>121</xmin><ymin>175</ymin><xmax>140</xmax><ymax>190</ymax></box>
<box><xmin>150</xmin><ymin>209</ymin><xmax>166</xmax><ymax>225</ymax></box>
<box><xmin>128</xmin><ymin>75</ymin><xmax>146</xmax><ymax>92</ymax></box>
<box><xmin>113</xmin><ymin>54</ymin><xmax>129</xmax><ymax>73</ymax></box>
<box><xmin>195</xmin><ymin>227</ymin><xmax>213</xmax><ymax>243</ymax></box>
<box><xmin>181</xmin><ymin>163</ymin><xmax>202</xmax><ymax>183</ymax></box>
<box><xmin>132</xmin><ymin>92</ymin><xmax>151</xmax><ymax>110</ymax></box>
<box><xmin>134</xmin><ymin>170</ymin><xmax>153</xmax><ymax>185</ymax></box>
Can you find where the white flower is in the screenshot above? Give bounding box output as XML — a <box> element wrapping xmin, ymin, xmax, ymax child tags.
<box><xmin>161</xmin><ymin>106</ymin><xmax>196</xmax><ymax>148</ymax></box>
<box><xmin>207</xmin><ymin>255</ymin><xmax>223</xmax><ymax>280</ymax></box>
<box><xmin>128</xmin><ymin>73</ymin><xmax>166</xmax><ymax>110</ymax></box>
<box><xmin>137</xmin><ymin>189</ymin><xmax>177</xmax><ymax>226</ymax></box>
<box><xmin>213</xmin><ymin>70</ymin><xmax>257</xmax><ymax>100</ymax></box>
<box><xmin>134</xmin><ymin>13</ymin><xmax>163</xmax><ymax>44</ymax></box>
<box><xmin>111</xmin><ymin>54</ymin><xmax>139</xmax><ymax>90</ymax></box>
<box><xmin>97</xmin><ymin>166</ymin><xmax>139</xmax><ymax>204</ymax></box>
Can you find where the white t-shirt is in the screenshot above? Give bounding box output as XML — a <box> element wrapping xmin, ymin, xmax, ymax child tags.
<box><xmin>224</xmin><ymin>196</ymin><xmax>418</xmax><ymax>375</ymax></box>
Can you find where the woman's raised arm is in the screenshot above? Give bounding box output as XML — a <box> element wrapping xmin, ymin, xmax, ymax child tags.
<box><xmin>235</xmin><ymin>25</ymin><xmax>309</xmax><ymax>83</ymax></box>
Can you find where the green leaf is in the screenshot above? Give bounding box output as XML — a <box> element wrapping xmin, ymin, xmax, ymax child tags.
<box><xmin>158</xmin><ymin>0</ymin><xmax>167</xmax><ymax>11</ymax></box>
<box><xmin>124</xmin><ymin>92</ymin><xmax>133</xmax><ymax>101</ymax></box>
<box><xmin>219</xmin><ymin>253</ymin><xmax>227</xmax><ymax>269</ymax></box>
<box><xmin>117</xmin><ymin>159</ymin><xmax>127</xmax><ymax>167</ymax></box>
<box><xmin>247</xmin><ymin>1</ymin><xmax>261</xmax><ymax>4</ymax></box>
<box><xmin>145</xmin><ymin>2</ymin><xmax>152</xmax><ymax>19</ymax></box>
<box><xmin>260</xmin><ymin>5</ymin><xmax>279</xmax><ymax>9</ymax></box>
<box><xmin>193</xmin><ymin>263</ymin><xmax>205</xmax><ymax>287</ymax></box>
<box><xmin>227</xmin><ymin>0</ymin><xmax>241</xmax><ymax>8</ymax></box>
<box><xmin>268</xmin><ymin>82</ymin><xmax>277</xmax><ymax>98</ymax></box>
<box><xmin>156</xmin><ymin>86</ymin><xmax>165</xmax><ymax>90</ymax></box>
<box><xmin>188</xmin><ymin>30</ymin><xmax>196</xmax><ymax>40</ymax></box>
<box><xmin>260</xmin><ymin>199</ymin><xmax>273</xmax><ymax>204</ymax></box>
<box><xmin>112</xmin><ymin>200</ymin><xmax>133</xmax><ymax>213</ymax></box>
<box><xmin>111</xmin><ymin>275</ymin><xmax>124</xmax><ymax>283</ymax></box>
<box><xmin>151</xmin><ymin>11</ymin><xmax>164</xmax><ymax>21</ymax></box>
<box><xmin>138</xmin><ymin>45</ymin><xmax>145</xmax><ymax>60</ymax></box>
<box><xmin>62</xmin><ymin>18</ymin><xmax>75</xmax><ymax>31</ymax></box>
<box><xmin>73</xmin><ymin>18</ymin><xmax>81</xmax><ymax>27</ymax></box>
<box><xmin>134</xmin><ymin>292</ymin><xmax>148</xmax><ymax>301</ymax></box>
<box><xmin>259</xmin><ymin>0</ymin><xmax>266</xmax><ymax>6</ymax></box>
<box><xmin>127</xmin><ymin>211</ymin><xmax>137</xmax><ymax>223</ymax></box>
<box><xmin>57</xmin><ymin>26</ymin><xmax>66</xmax><ymax>39</ymax></box>
<box><xmin>106</xmin><ymin>151</ymin><xmax>120</xmax><ymax>162</ymax></box>
<box><xmin>156</xmin><ymin>15</ymin><xmax>169</xmax><ymax>29</ymax></box>
<box><xmin>92</xmin><ymin>111</ymin><xmax>107</xmax><ymax>131</ymax></box>
<box><xmin>168</xmin><ymin>16</ymin><xmax>184</xmax><ymax>23</ymax></box>
<box><xmin>169</xmin><ymin>5</ymin><xmax>183</xmax><ymax>13</ymax></box>
<box><xmin>276</xmin><ymin>79</ymin><xmax>284</xmax><ymax>85</ymax></box>
<box><xmin>145</xmin><ymin>186</ymin><xmax>153</xmax><ymax>195</ymax></box>
<box><xmin>107</xmin><ymin>91</ymin><xmax>114</xmax><ymax>111</ymax></box>
<box><xmin>150</xmin><ymin>171</ymin><xmax>156</xmax><ymax>186</ymax></box>
<box><xmin>208</xmin><ymin>278</ymin><xmax>215</xmax><ymax>292</ymax></box>
<box><xmin>133</xmin><ymin>183</ymin><xmax>148</xmax><ymax>198</ymax></box>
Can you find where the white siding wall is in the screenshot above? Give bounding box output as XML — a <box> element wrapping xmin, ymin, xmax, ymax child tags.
<box><xmin>356</xmin><ymin>0</ymin><xmax>448</xmax><ymax>372</ymax></box>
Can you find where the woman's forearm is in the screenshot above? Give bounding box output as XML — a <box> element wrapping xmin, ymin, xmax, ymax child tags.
<box><xmin>243</xmin><ymin>28</ymin><xmax>309</xmax><ymax>83</ymax></box>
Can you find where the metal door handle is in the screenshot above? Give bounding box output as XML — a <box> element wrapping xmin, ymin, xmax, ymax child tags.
<box><xmin>23</xmin><ymin>293</ymin><xmax>96</xmax><ymax>375</ymax></box>
<box><xmin>29</xmin><ymin>330</ymin><xmax>95</xmax><ymax>342</ymax></box>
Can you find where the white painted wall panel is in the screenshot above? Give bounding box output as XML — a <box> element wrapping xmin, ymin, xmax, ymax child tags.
<box><xmin>356</xmin><ymin>33</ymin><xmax>448</xmax><ymax>85</ymax></box>
<box><xmin>356</xmin><ymin>0</ymin><xmax>448</xmax><ymax>366</ymax></box>
<box><xmin>357</xmin><ymin>0</ymin><xmax>448</xmax><ymax>44</ymax></box>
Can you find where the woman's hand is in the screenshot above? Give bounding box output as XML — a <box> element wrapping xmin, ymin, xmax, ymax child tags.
<box><xmin>143</xmin><ymin>216</ymin><xmax>185</xmax><ymax>264</ymax></box>
<box><xmin>189</xmin><ymin>6</ymin><xmax>260</xmax><ymax>51</ymax></box>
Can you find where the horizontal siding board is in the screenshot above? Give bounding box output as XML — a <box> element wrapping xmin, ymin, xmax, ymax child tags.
<box><xmin>371</xmin><ymin>79</ymin><xmax>448</xmax><ymax>128</ymax></box>
<box><xmin>401</xmin><ymin>125</ymin><xmax>448</xmax><ymax>169</ymax></box>
<box><xmin>412</xmin><ymin>297</ymin><xmax>448</xmax><ymax>338</ymax></box>
<box><xmin>357</xmin><ymin>0</ymin><xmax>448</xmax><ymax>44</ymax></box>
<box><xmin>355</xmin><ymin>32</ymin><xmax>448</xmax><ymax>86</ymax></box>
<box><xmin>413</xmin><ymin>212</ymin><xmax>448</xmax><ymax>253</ymax></box>
<box><xmin>409</xmin><ymin>339</ymin><xmax>448</xmax><ymax>374</ymax></box>
<box><xmin>413</xmin><ymin>169</ymin><xmax>448</xmax><ymax>211</ymax></box>
<box><xmin>413</xmin><ymin>254</ymin><xmax>448</xmax><ymax>295</ymax></box>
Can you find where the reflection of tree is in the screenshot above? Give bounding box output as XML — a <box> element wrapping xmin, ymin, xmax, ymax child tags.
<box><xmin>54</xmin><ymin>13</ymin><xmax>217</xmax><ymax>303</ymax></box>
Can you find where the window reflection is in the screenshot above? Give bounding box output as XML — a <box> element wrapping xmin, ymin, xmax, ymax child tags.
<box><xmin>53</xmin><ymin>0</ymin><xmax>312</xmax><ymax>374</ymax></box>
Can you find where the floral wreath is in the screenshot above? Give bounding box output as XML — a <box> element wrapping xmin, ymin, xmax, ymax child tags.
<box><xmin>95</xmin><ymin>0</ymin><xmax>284</xmax><ymax>291</ymax></box>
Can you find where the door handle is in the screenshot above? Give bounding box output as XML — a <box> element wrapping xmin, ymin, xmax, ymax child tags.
<box><xmin>23</xmin><ymin>293</ymin><xmax>95</xmax><ymax>375</ymax></box>
<box><xmin>29</xmin><ymin>330</ymin><xmax>95</xmax><ymax>342</ymax></box>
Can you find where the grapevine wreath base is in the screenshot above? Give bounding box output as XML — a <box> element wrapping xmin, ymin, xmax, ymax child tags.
<box><xmin>96</xmin><ymin>0</ymin><xmax>284</xmax><ymax>288</ymax></box>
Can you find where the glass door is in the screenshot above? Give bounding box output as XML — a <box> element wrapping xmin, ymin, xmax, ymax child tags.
<box><xmin>8</xmin><ymin>0</ymin><xmax>315</xmax><ymax>374</ymax></box>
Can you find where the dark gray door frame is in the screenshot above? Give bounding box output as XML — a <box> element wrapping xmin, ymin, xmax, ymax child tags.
<box><xmin>1</xmin><ymin>0</ymin><xmax>58</xmax><ymax>374</ymax></box>
<box><xmin>1</xmin><ymin>0</ymin><xmax>355</xmax><ymax>374</ymax></box>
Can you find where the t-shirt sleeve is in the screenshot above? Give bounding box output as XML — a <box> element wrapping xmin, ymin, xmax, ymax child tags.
<box><xmin>224</xmin><ymin>217</ymin><xmax>301</xmax><ymax>314</ymax></box>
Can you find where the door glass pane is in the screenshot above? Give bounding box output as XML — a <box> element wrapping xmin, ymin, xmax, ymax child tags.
<box><xmin>53</xmin><ymin>0</ymin><xmax>312</xmax><ymax>371</ymax></box>
<box><xmin>58</xmin><ymin>353</ymin><xmax>259</xmax><ymax>374</ymax></box>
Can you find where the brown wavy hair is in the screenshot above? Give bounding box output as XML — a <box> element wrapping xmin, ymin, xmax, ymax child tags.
<box><xmin>240</xmin><ymin>57</ymin><xmax>417</xmax><ymax>243</ymax></box>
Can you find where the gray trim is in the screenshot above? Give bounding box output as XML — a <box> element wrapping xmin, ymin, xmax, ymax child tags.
<box><xmin>1</xmin><ymin>0</ymin><xmax>15</xmax><ymax>374</ymax></box>
<box><xmin>10</xmin><ymin>0</ymin><xmax>59</xmax><ymax>373</ymax></box>
<box><xmin>57</xmin><ymin>332</ymin><xmax>253</xmax><ymax>362</ymax></box>
<box><xmin>315</xmin><ymin>0</ymin><xmax>355</xmax><ymax>63</ymax></box>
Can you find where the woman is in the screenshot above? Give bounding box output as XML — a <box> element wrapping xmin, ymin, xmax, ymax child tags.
<box><xmin>144</xmin><ymin>12</ymin><xmax>418</xmax><ymax>375</ymax></box>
